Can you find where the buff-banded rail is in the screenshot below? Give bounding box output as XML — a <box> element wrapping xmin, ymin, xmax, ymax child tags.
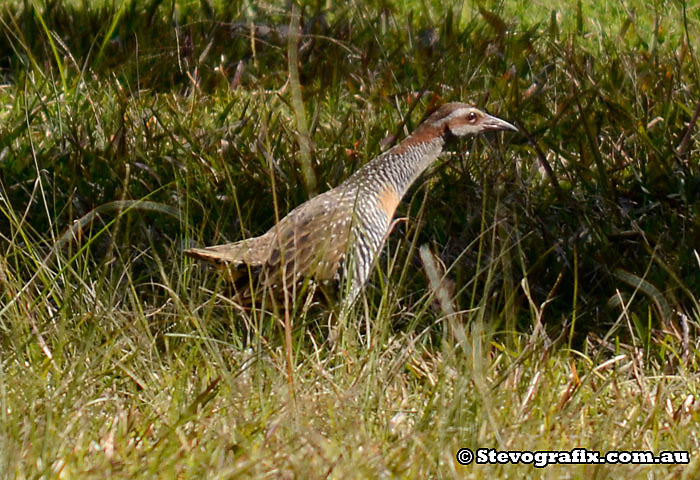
<box><xmin>186</xmin><ymin>103</ymin><xmax>517</xmax><ymax>303</ymax></box>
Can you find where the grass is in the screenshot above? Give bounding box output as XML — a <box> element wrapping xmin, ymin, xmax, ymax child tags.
<box><xmin>0</xmin><ymin>0</ymin><xmax>699</xmax><ymax>477</ymax></box>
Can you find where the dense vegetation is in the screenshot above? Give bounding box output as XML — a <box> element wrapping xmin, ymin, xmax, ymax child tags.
<box><xmin>0</xmin><ymin>1</ymin><xmax>698</xmax><ymax>477</ymax></box>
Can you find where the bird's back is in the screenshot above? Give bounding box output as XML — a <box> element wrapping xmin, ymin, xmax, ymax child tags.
<box><xmin>186</xmin><ymin>186</ymin><xmax>362</xmax><ymax>300</ymax></box>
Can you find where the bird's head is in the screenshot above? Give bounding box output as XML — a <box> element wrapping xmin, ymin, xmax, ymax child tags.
<box><xmin>424</xmin><ymin>102</ymin><xmax>517</xmax><ymax>138</ymax></box>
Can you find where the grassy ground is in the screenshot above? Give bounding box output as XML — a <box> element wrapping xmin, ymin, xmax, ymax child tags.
<box><xmin>1</xmin><ymin>0</ymin><xmax>699</xmax><ymax>478</ymax></box>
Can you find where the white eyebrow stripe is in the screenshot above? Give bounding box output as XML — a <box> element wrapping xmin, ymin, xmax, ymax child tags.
<box><xmin>433</xmin><ymin>108</ymin><xmax>475</xmax><ymax>125</ymax></box>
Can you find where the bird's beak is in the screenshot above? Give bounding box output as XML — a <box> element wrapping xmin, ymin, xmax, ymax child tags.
<box><xmin>482</xmin><ymin>113</ymin><xmax>518</xmax><ymax>132</ymax></box>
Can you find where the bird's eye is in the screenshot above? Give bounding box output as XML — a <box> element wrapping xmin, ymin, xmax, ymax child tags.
<box><xmin>467</xmin><ymin>112</ymin><xmax>477</xmax><ymax>122</ymax></box>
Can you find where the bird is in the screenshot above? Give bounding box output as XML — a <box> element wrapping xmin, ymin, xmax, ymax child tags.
<box><xmin>186</xmin><ymin>102</ymin><xmax>517</xmax><ymax>304</ymax></box>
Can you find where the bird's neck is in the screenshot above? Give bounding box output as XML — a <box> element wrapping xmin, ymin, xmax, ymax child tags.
<box><xmin>352</xmin><ymin>133</ymin><xmax>446</xmax><ymax>199</ymax></box>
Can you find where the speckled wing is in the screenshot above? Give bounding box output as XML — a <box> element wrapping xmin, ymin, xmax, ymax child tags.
<box><xmin>186</xmin><ymin>188</ymin><xmax>358</xmax><ymax>296</ymax></box>
<box><xmin>260</xmin><ymin>188</ymin><xmax>357</xmax><ymax>291</ymax></box>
